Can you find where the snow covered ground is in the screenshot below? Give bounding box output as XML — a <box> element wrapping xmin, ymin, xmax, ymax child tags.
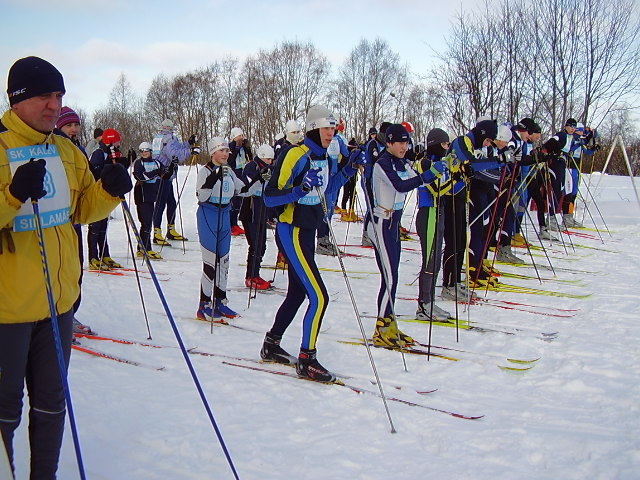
<box><xmin>9</xmin><ymin>170</ymin><xmax>640</xmax><ymax>479</ymax></box>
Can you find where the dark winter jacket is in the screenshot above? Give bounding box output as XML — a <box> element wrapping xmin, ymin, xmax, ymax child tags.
<box><xmin>228</xmin><ymin>139</ymin><xmax>253</xmax><ymax>173</ymax></box>
<box><xmin>264</xmin><ymin>136</ymin><xmax>355</xmax><ymax>230</ymax></box>
<box><xmin>133</xmin><ymin>156</ymin><xmax>163</xmax><ymax>204</ymax></box>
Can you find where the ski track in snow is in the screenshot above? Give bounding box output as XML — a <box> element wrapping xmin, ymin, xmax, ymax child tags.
<box><xmin>10</xmin><ymin>172</ymin><xmax>640</xmax><ymax>480</ymax></box>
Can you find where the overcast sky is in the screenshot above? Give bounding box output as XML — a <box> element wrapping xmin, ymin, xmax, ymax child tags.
<box><xmin>1</xmin><ymin>0</ymin><xmax>477</xmax><ymax>114</ymax></box>
<box><xmin>3</xmin><ymin>0</ymin><xmax>638</xmax><ymax>133</ymax></box>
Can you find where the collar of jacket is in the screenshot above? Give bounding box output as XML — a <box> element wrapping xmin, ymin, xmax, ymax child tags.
<box><xmin>1</xmin><ymin>110</ymin><xmax>52</xmax><ymax>145</ymax></box>
<box><xmin>252</xmin><ymin>157</ymin><xmax>267</xmax><ymax>170</ymax></box>
<box><xmin>379</xmin><ymin>150</ymin><xmax>407</xmax><ymax>169</ymax></box>
<box><xmin>304</xmin><ymin>136</ymin><xmax>327</xmax><ymax>156</ymax></box>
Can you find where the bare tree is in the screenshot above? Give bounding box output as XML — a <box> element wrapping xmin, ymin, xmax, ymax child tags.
<box><xmin>333</xmin><ymin>38</ymin><xmax>409</xmax><ymax>142</ymax></box>
<box><xmin>237</xmin><ymin>41</ymin><xmax>330</xmax><ymax>145</ymax></box>
<box><xmin>145</xmin><ymin>74</ymin><xmax>173</xmax><ymax>132</ymax></box>
<box><xmin>578</xmin><ymin>0</ymin><xmax>640</xmax><ymax>126</ymax></box>
<box><xmin>93</xmin><ymin>73</ymin><xmax>148</xmax><ymax>152</ymax></box>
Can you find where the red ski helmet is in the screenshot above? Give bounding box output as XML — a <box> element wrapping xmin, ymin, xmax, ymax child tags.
<box><xmin>102</xmin><ymin>128</ymin><xmax>121</xmax><ymax>145</ymax></box>
<box><xmin>401</xmin><ymin>121</ymin><xmax>414</xmax><ymax>134</ymax></box>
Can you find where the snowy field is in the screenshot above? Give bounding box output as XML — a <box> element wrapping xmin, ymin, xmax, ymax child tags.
<box><xmin>9</xmin><ymin>169</ymin><xmax>640</xmax><ymax>479</ymax></box>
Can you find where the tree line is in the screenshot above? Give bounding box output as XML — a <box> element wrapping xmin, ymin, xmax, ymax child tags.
<box><xmin>62</xmin><ymin>0</ymin><xmax>640</xmax><ymax>175</ymax></box>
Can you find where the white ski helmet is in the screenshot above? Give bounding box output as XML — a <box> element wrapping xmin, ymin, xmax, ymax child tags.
<box><xmin>305</xmin><ymin>105</ymin><xmax>337</xmax><ymax>132</ymax></box>
<box><xmin>208</xmin><ymin>136</ymin><xmax>229</xmax><ymax>154</ymax></box>
<box><xmin>138</xmin><ymin>141</ymin><xmax>152</xmax><ymax>151</ymax></box>
<box><xmin>230</xmin><ymin>127</ymin><xmax>244</xmax><ymax>140</ymax></box>
<box><xmin>285</xmin><ymin>119</ymin><xmax>303</xmax><ymax>144</ymax></box>
<box><xmin>160</xmin><ymin>119</ymin><xmax>174</xmax><ymax>131</ymax></box>
<box><xmin>256</xmin><ymin>144</ymin><xmax>275</xmax><ymax>160</ymax></box>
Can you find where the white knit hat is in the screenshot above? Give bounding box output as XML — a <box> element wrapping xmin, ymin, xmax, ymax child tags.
<box><xmin>305</xmin><ymin>105</ymin><xmax>337</xmax><ymax>132</ymax></box>
<box><xmin>230</xmin><ymin>127</ymin><xmax>244</xmax><ymax>139</ymax></box>
<box><xmin>496</xmin><ymin>124</ymin><xmax>512</xmax><ymax>143</ymax></box>
<box><xmin>208</xmin><ymin>136</ymin><xmax>229</xmax><ymax>154</ymax></box>
<box><xmin>256</xmin><ymin>144</ymin><xmax>275</xmax><ymax>160</ymax></box>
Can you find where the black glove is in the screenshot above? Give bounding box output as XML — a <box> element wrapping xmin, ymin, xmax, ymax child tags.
<box><xmin>145</xmin><ymin>169</ymin><xmax>161</xmax><ymax>179</ymax></box>
<box><xmin>127</xmin><ymin>148</ymin><xmax>137</xmax><ymax>164</ymax></box>
<box><xmin>162</xmin><ymin>160</ymin><xmax>177</xmax><ymax>179</ymax></box>
<box><xmin>9</xmin><ymin>158</ymin><xmax>47</xmax><ymax>203</ymax></box>
<box><xmin>462</xmin><ymin>162</ymin><xmax>475</xmax><ymax>179</ymax></box>
<box><xmin>191</xmin><ymin>146</ymin><xmax>201</xmax><ymax>155</ymax></box>
<box><xmin>188</xmin><ymin>134</ymin><xmax>198</xmax><ymax>146</ymax></box>
<box><xmin>202</xmin><ymin>171</ymin><xmax>218</xmax><ymax>189</ymax></box>
<box><xmin>101</xmin><ymin>163</ymin><xmax>133</xmax><ymax>197</ymax></box>
<box><xmin>202</xmin><ymin>165</ymin><xmax>230</xmax><ymax>189</ymax></box>
<box><xmin>543</xmin><ymin>138</ymin><xmax>562</xmax><ymax>157</ymax></box>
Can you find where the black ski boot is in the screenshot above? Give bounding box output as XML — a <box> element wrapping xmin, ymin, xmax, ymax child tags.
<box><xmin>296</xmin><ymin>348</ymin><xmax>337</xmax><ymax>383</ymax></box>
<box><xmin>260</xmin><ymin>332</ymin><xmax>297</xmax><ymax>365</ymax></box>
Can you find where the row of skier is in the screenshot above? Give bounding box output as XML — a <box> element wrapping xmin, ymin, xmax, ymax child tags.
<box><xmin>72</xmin><ymin>106</ymin><xmax>596</xmax><ymax>384</ymax></box>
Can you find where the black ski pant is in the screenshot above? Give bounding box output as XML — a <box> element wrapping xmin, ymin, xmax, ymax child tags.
<box><xmin>442</xmin><ymin>193</ymin><xmax>467</xmax><ymax>288</ymax></box>
<box><xmin>340</xmin><ymin>175</ymin><xmax>357</xmax><ymax>210</ymax></box>
<box><xmin>153</xmin><ymin>177</ymin><xmax>177</xmax><ymax>229</ymax></box>
<box><xmin>494</xmin><ymin>186</ymin><xmax>517</xmax><ymax>246</ymax></box>
<box><xmin>229</xmin><ymin>168</ymin><xmax>244</xmax><ymax>228</ymax></box>
<box><xmin>547</xmin><ymin>158</ymin><xmax>566</xmax><ymax>215</ymax></box>
<box><xmin>87</xmin><ymin>217</ymin><xmax>110</xmax><ymax>261</ymax></box>
<box><xmin>240</xmin><ymin>197</ymin><xmax>267</xmax><ymax>279</ymax></box>
<box><xmin>136</xmin><ymin>201</ymin><xmax>155</xmax><ymax>251</ymax></box>
<box><xmin>0</xmin><ymin>310</ymin><xmax>73</xmax><ymax>480</ymax></box>
<box><xmin>527</xmin><ymin>176</ymin><xmax>547</xmax><ymax>229</ymax></box>
<box><xmin>468</xmin><ymin>183</ymin><xmax>494</xmax><ymax>275</ymax></box>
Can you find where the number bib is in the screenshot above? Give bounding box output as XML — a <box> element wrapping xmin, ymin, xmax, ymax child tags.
<box><xmin>8</xmin><ymin>144</ymin><xmax>71</xmax><ymax>232</ymax></box>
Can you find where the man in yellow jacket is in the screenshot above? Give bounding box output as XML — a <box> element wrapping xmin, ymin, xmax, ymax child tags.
<box><xmin>0</xmin><ymin>56</ymin><xmax>132</xmax><ymax>478</ymax></box>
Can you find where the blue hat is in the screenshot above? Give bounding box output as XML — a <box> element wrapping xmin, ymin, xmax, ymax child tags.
<box><xmin>385</xmin><ymin>123</ymin><xmax>409</xmax><ymax>143</ymax></box>
<box><xmin>7</xmin><ymin>56</ymin><xmax>65</xmax><ymax>106</ymax></box>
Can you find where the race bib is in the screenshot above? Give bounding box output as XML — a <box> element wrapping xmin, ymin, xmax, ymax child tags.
<box><xmin>394</xmin><ymin>169</ymin><xmax>411</xmax><ymax>210</ymax></box>
<box><xmin>236</xmin><ymin>148</ymin><xmax>247</xmax><ymax>170</ymax></box>
<box><xmin>564</xmin><ymin>167</ymin><xmax>573</xmax><ymax>194</ymax></box>
<box><xmin>152</xmin><ymin>134</ymin><xmax>164</xmax><ymax>158</ymax></box>
<box><xmin>8</xmin><ymin>144</ymin><xmax>71</xmax><ymax>232</ymax></box>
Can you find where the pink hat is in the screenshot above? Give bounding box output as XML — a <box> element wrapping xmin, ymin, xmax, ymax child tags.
<box><xmin>56</xmin><ymin>106</ymin><xmax>80</xmax><ymax>128</ymax></box>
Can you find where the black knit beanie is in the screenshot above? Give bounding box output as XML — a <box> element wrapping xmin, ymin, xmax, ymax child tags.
<box><xmin>7</xmin><ymin>56</ymin><xmax>65</xmax><ymax>106</ymax></box>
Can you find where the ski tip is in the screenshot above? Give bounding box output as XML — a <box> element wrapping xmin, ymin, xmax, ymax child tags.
<box><xmin>194</xmin><ymin>316</ymin><xmax>230</xmax><ymax>325</ymax></box>
<box><xmin>297</xmin><ymin>375</ymin><xmax>345</xmax><ymax>386</ymax></box>
<box><xmin>507</xmin><ymin>357</ymin><xmax>541</xmax><ymax>364</ymax></box>
<box><xmin>416</xmin><ymin>388</ymin><xmax>438</xmax><ymax>395</ymax></box>
<box><xmin>498</xmin><ymin>364</ymin><xmax>535</xmax><ymax>372</ymax></box>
